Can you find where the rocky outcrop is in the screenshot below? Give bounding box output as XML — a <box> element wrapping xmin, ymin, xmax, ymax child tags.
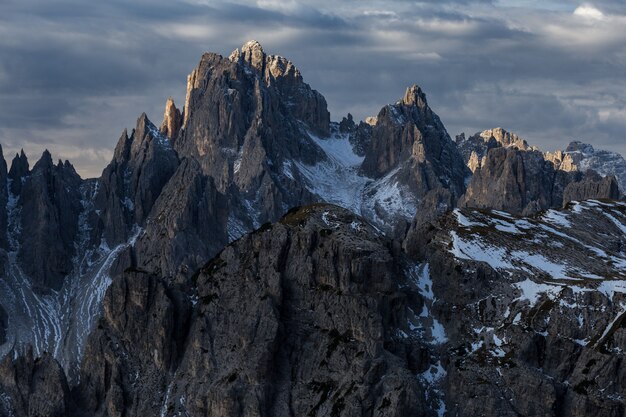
<box><xmin>544</xmin><ymin>149</ymin><xmax>577</xmax><ymax>171</ymax></box>
<box><xmin>17</xmin><ymin>151</ymin><xmax>83</xmax><ymax>290</ymax></box>
<box><xmin>338</xmin><ymin>113</ymin><xmax>373</xmax><ymax>157</ymax></box>
<box><xmin>0</xmin><ymin>305</ymin><xmax>6</xmax><ymax>346</ymax></box>
<box><xmin>360</xmin><ymin>85</ymin><xmax>469</xmax><ymax>223</ymax></box>
<box><xmin>3</xmin><ymin>39</ymin><xmax>626</xmax><ymax>417</ymax></box>
<box><xmin>95</xmin><ymin>114</ymin><xmax>179</xmax><ymax>245</ymax></box>
<box><xmin>0</xmin><ymin>145</ymin><xmax>8</xmax><ymax>251</ymax></box>
<box><xmin>71</xmin><ymin>205</ymin><xmax>429</xmax><ymax>417</ymax></box>
<box><xmin>458</xmin><ymin>146</ymin><xmax>611</xmax><ymax>215</ymax></box>
<box><xmin>456</xmin><ymin>127</ymin><xmax>533</xmax><ymax>172</ymax></box>
<box><xmin>131</xmin><ymin>158</ymin><xmax>229</xmax><ymax>280</ymax></box>
<box><xmin>8</xmin><ymin>150</ymin><xmax>29</xmax><ymax>195</ymax></box>
<box><xmin>0</xmin><ymin>350</ymin><xmax>71</xmax><ymax>417</ymax></box>
<box><xmin>159</xmin><ymin>97</ymin><xmax>183</xmax><ymax>141</ymax></box>
<box><xmin>229</xmin><ymin>40</ymin><xmax>330</xmax><ymax>137</ymax></box>
<box><xmin>563</xmin><ymin>141</ymin><xmax>626</xmax><ymax>192</ymax></box>
<box><xmin>175</xmin><ymin>42</ymin><xmax>326</xmax><ymax>224</ymax></box>
<box><xmin>404</xmin><ymin>201</ymin><xmax>626</xmax><ymax>416</ymax></box>
<box><xmin>563</xmin><ymin>171</ymin><xmax>620</xmax><ymax>204</ymax></box>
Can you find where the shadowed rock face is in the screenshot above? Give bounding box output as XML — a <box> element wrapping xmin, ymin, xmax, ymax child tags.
<box><xmin>0</xmin><ymin>350</ymin><xmax>71</xmax><ymax>417</ymax></box>
<box><xmin>359</xmin><ymin>85</ymin><xmax>469</xmax><ymax>227</ymax></box>
<box><xmin>404</xmin><ymin>201</ymin><xmax>626</xmax><ymax>417</ymax></box>
<box><xmin>229</xmin><ymin>40</ymin><xmax>330</xmax><ymax>138</ymax></box>
<box><xmin>0</xmin><ymin>305</ymin><xmax>6</xmax><ymax>346</ymax></box>
<box><xmin>131</xmin><ymin>157</ymin><xmax>229</xmax><ymax>279</ymax></box>
<box><xmin>17</xmin><ymin>151</ymin><xmax>83</xmax><ymax>290</ymax></box>
<box><xmin>70</xmin><ymin>205</ymin><xmax>431</xmax><ymax>417</ymax></box>
<box><xmin>0</xmin><ymin>145</ymin><xmax>8</xmax><ymax>252</ymax></box>
<box><xmin>563</xmin><ymin>171</ymin><xmax>620</xmax><ymax>204</ymax></box>
<box><xmin>95</xmin><ymin>114</ymin><xmax>179</xmax><ymax>246</ymax></box>
<box><xmin>564</xmin><ymin>140</ymin><xmax>626</xmax><ymax>192</ymax></box>
<box><xmin>459</xmin><ymin>146</ymin><xmax>620</xmax><ymax>215</ymax></box>
<box><xmin>361</xmin><ymin>85</ymin><xmax>467</xmax><ymax>190</ymax></box>
<box><xmin>456</xmin><ymin>128</ymin><xmax>624</xmax><ymax>215</ymax></box>
<box><xmin>8</xmin><ymin>150</ymin><xmax>29</xmax><ymax>195</ymax></box>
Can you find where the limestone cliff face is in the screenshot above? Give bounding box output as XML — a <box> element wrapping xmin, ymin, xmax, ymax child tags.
<box><xmin>458</xmin><ymin>132</ymin><xmax>623</xmax><ymax>215</ymax></box>
<box><xmin>563</xmin><ymin>141</ymin><xmax>626</xmax><ymax>192</ymax></box>
<box><xmin>563</xmin><ymin>171</ymin><xmax>620</xmax><ymax>204</ymax></box>
<box><xmin>229</xmin><ymin>40</ymin><xmax>330</xmax><ymax>137</ymax></box>
<box><xmin>456</xmin><ymin>127</ymin><xmax>534</xmax><ymax>173</ymax></box>
<box><xmin>159</xmin><ymin>97</ymin><xmax>183</xmax><ymax>141</ymax></box>
<box><xmin>544</xmin><ymin>149</ymin><xmax>577</xmax><ymax>171</ymax></box>
<box><xmin>8</xmin><ymin>150</ymin><xmax>29</xmax><ymax>195</ymax></box>
<box><xmin>0</xmin><ymin>350</ymin><xmax>71</xmax><ymax>417</ymax></box>
<box><xmin>459</xmin><ymin>147</ymin><xmax>567</xmax><ymax>215</ymax></box>
<box><xmin>0</xmin><ymin>145</ymin><xmax>8</xmax><ymax>251</ymax></box>
<box><xmin>95</xmin><ymin>114</ymin><xmax>179</xmax><ymax>245</ymax></box>
<box><xmin>404</xmin><ymin>201</ymin><xmax>626</xmax><ymax>416</ymax></box>
<box><xmin>17</xmin><ymin>151</ymin><xmax>83</xmax><ymax>290</ymax></box>
<box><xmin>131</xmin><ymin>157</ymin><xmax>229</xmax><ymax>279</ymax></box>
<box><xmin>360</xmin><ymin>85</ymin><xmax>469</xmax><ymax>224</ymax></box>
<box><xmin>71</xmin><ymin>205</ymin><xmax>430</xmax><ymax>417</ymax></box>
<box><xmin>174</xmin><ymin>44</ymin><xmax>325</xmax><ymax>225</ymax></box>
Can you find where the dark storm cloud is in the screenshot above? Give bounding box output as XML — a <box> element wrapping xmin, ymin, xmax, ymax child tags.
<box><xmin>0</xmin><ymin>0</ymin><xmax>624</xmax><ymax>177</ymax></box>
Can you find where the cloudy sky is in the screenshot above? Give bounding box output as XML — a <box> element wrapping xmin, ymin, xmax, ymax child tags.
<box><xmin>0</xmin><ymin>0</ymin><xmax>624</xmax><ymax>177</ymax></box>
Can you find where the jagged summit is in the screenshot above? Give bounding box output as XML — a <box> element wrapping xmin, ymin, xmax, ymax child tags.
<box><xmin>456</xmin><ymin>127</ymin><xmax>533</xmax><ymax>172</ymax></box>
<box><xmin>9</xmin><ymin>149</ymin><xmax>29</xmax><ymax>177</ymax></box>
<box><xmin>566</xmin><ymin>140</ymin><xmax>595</xmax><ymax>153</ymax></box>
<box><xmin>159</xmin><ymin>97</ymin><xmax>182</xmax><ymax>140</ymax></box>
<box><xmin>563</xmin><ymin>139</ymin><xmax>626</xmax><ymax>191</ymax></box>
<box><xmin>2</xmin><ymin>40</ymin><xmax>626</xmax><ymax>417</ymax></box>
<box><xmin>34</xmin><ymin>149</ymin><xmax>53</xmax><ymax>168</ymax></box>
<box><xmin>230</xmin><ymin>39</ymin><xmax>266</xmax><ymax>71</ymax></box>
<box><xmin>400</xmin><ymin>84</ymin><xmax>428</xmax><ymax>108</ymax></box>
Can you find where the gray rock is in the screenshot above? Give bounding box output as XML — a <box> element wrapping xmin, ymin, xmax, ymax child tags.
<box><xmin>8</xmin><ymin>149</ymin><xmax>29</xmax><ymax>195</ymax></box>
<box><xmin>456</xmin><ymin>127</ymin><xmax>534</xmax><ymax>172</ymax></box>
<box><xmin>0</xmin><ymin>305</ymin><xmax>6</xmax><ymax>346</ymax></box>
<box><xmin>0</xmin><ymin>144</ymin><xmax>8</xmax><ymax>251</ymax></box>
<box><xmin>563</xmin><ymin>171</ymin><xmax>620</xmax><ymax>204</ymax></box>
<box><xmin>564</xmin><ymin>140</ymin><xmax>626</xmax><ymax>193</ymax></box>
<box><xmin>95</xmin><ymin>113</ymin><xmax>179</xmax><ymax>245</ymax></box>
<box><xmin>404</xmin><ymin>202</ymin><xmax>626</xmax><ymax>417</ymax></box>
<box><xmin>0</xmin><ymin>349</ymin><xmax>71</xmax><ymax>417</ymax></box>
<box><xmin>71</xmin><ymin>205</ymin><xmax>430</xmax><ymax>417</ymax></box>
<box><xmin>132</xmin><ymin>157</ymin><xmax>229</xmax><ymax>280</ymax></box>
<box><xmin>230</xmin><ymin>40</ymin><xmax>330</xmax><ymax>137</ymax></box>
<box><xmin>17</xmin><ymin>151</ymin><xmax>83</xmax><ymax>290</ymax></box>
<box><xmin>159</xmin><ymin>97</ymin><xmax>183</xmax><ymax>141</ymax></box>
<box><xmin>360</xmin><ymin>85</ymin><xmax>469</xmax><ymax>225</ymax></box>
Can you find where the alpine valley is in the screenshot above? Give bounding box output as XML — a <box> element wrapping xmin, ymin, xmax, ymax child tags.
<box><xmin>1</xmin><ymin>41</ymin><xmax>626</xmax><ymax>417</ymax></box>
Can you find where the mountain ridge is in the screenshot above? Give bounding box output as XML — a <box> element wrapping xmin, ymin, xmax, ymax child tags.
<box><xmin>0</xmin><ymin>41</ymin><xmax>625</xmax><ymax>417</ymax></box>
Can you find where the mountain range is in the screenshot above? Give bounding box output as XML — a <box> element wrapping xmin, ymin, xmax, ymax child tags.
<box><xmin>1</xmin><ymin>41</ymin><xmax>626</xmax><ymax>417</ymax></box>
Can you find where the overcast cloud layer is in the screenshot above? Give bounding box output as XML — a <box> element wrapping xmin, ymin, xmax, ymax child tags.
<box><xmin>0</xmin><ymin>0</ymin><xmax>624</xmax><ymax>177</ymax></box>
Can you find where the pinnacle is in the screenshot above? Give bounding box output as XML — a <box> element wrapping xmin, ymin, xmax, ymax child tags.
<box><xmin>401</xmin><ymin>84</ymin><xmax>428</xmax><ymax>107</ymax></box>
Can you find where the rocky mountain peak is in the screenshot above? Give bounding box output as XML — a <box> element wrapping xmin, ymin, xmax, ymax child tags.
<box><xmin>9</xmin><ymin>149</ymin><xmax>29</xmax><ymax>179</ymax></box>
<box><xmin>566</xmin><ymin>140</ymin><xmax>595</xmax><ymax>154</ymax></box>
<box><xmin>226</xmin><ymin>40</ymin><xmax>330</xmax><ymax>136</ymax></box>
<box><xmin>159</xmin><ymin>97</ymin><xmax>183</xmax><ymax>140</ymax></box>
<box><xmin>8</xmin><ymin>150</ymin><xmax>29</xmax><ymax>194</ymax></box>
<box><xmin>480</xmin><ymin>127</ymin><xmax>530</xmax><ymax>149</ymax></box>
<box><xmin>233</xmin><ymin>39</ymin><xmax>266</xmax><ymax>71</ymax></box>
<box><xmin>401</xmin><ymin>84</ymin><xmax>428</xmax><ymax>108</ymax></box>
<box><xmin>456</xmin><ymin>127</ymin><xmax>533</xmax><ymax>173</ymax></box>
<box><xmin>33</xmin><ymin>149</ymin><xmax>53</xmax><ymax>171</ymax></box>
